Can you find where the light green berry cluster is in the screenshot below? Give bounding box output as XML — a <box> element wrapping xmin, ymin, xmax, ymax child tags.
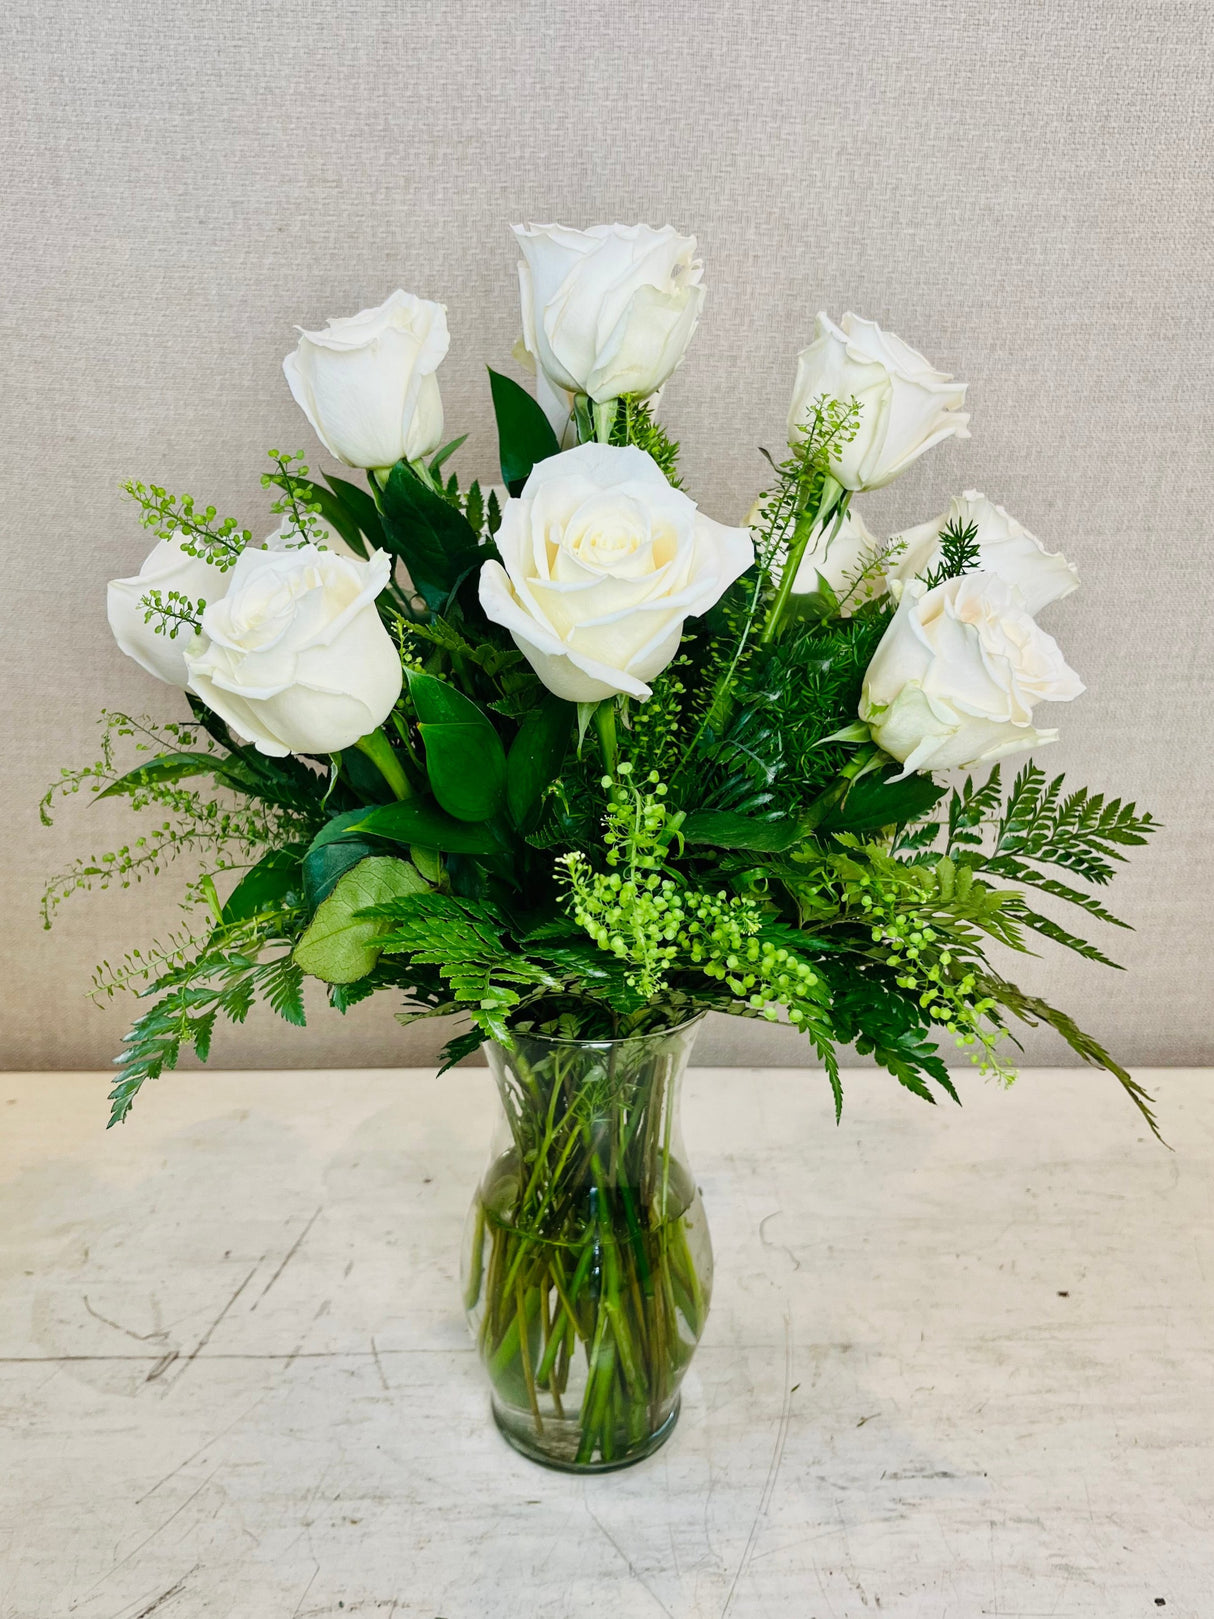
<box><xmin>563</xmin><ymin>769</ymin><xmax>828</xmax><ymax>1027</ymax></box>
<box><xmin>851</xmin><ymin>869</ymin><xmax>1002</xmax><ymax>1063</ymax></box>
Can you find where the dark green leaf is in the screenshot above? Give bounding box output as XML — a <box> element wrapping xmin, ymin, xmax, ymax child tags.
<box><xmin>378</xmin><ymin>462</ymin><xmax>484</xmax><ymax>610</ymax></box>
<box><xmin>429</xmin><ymin>434</ymin><xmax>468</xmax><ymax>475</ymax></box>
<box><xmin>506</xmin><ymin>695</ymin><xmax>572</xmax><ymax>829</ymax></box>
<box><xmin>297</xmin><ymin>482</ymin><xmax>368</xmax><ymax>558</ymax></box>
<box><xmin>681</xmin><ymin>809</ymin><xmax>805</xmax><ymax>852</ymax></box>
<box><xmin>222</xmin><ymin>847</ymin><xmax>305</xmax><ymax>923</ymax></box>
<box><xmin>816</xmin><ymin>769</ymin><xmax>946</xmax><ymax>834</ymax></box>
<box><xmin>488</xmin><ymin>367</ymin><xmax>561</xmax><ymax>495</ymax></box>
<box><xmin>323</xmin><ymin>472</ymin><xmax>386</xmax><ymax>549</ymax></box>
<box><xmin>93</xmin><ymin>751</ymin><xmax>248</xmax><ymax>801</ymax></box>
<box><xmin>350</xmin><ymin>798</ymin><xmax>507</xmax><ymax>855</ymax></box>
<box><xmin>407</xmin><ymin>671</ymin><xmax>507</xmax><ymax>822</ymax></box>
<box><xmin>303</xmin><ymin>838</ymin><xmax>378</xmax><ymax>908</ymax></box>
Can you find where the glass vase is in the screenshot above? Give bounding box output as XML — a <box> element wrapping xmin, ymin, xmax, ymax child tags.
<box><xmin>462</xmin><ymin>1015</ymin><xmax>712</xmax><ymax>1472</ymax></box>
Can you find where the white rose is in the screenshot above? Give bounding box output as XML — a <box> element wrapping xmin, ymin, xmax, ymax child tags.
<box><xmin>788</xmin><ymin>313</ymin><xmax>970</xmax><ymax>491</ymax></box>
<box><xmin>106</xmin><ymin>537</ymin><xmax>226</xmax><ymax>688</ymax></box>
<box><xmin>789</xmin><ymin>505</ymin><xmax>886</xmax><ymax>609</ymax></box>
<box><xmin>513</xmin><ymin>223</ymin><xmax>705</xmax><ymax>435</ymax></box>
<box><xmin>283</xmin><ymin>290</ymin><xmax>449</xmax><ymax>471</ymax></box>
<box><xmin>860</xmin><ymin>573</ymin><xmax>1084</xmax><ymax>775</ymax></box>
<box><xmin>889</xmin><ymin>490</ymin><xmax>1079</xmax><ymax>616</ymax></box>
<box><xmin>185</xmin><ymin>544</ymin><xmax>402</xmax><ymax>757</ymax></box>
<box><xmin>478</xmin><ymin>442</ymin><xmax>752</xmax><ymax>703</ymax></box>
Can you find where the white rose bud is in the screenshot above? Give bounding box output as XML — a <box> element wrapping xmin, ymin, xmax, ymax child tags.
<box><xmin>860</xmin><ymin>573</ymin><xmax>1084</xmax><ymax>776</ymax></box>
<box><xmin>107</xmin><ymin>537</ymin><xmax>226</xmax><ymax>688</ymax></box>
<box><xmin>513</xmin><ymin>223</ymin><xmax>705</xmax><ymax>436</ymax></box>
<box><xmin>283</xmin><ymin>290</ymin><xmax>449</xmax><ymax>472</ymax></box>
<box><xmin>788</xmin><ymin>313</ymin><xmax>969</xmax><ymax>491</ymax></box>
<box><xmin>479</xmin><ymin>442</ymin><xmax>752</xmax><ymax>703</ymax></box>
<box><xmin>889</xmin><ymin>490</ymin><xmax>1079</xmax><ymax>616</ymax></box>
<box><xmin>185</xmin><ymin>544</ymin><xmax>402</xmax><ymax>757</ymax></box>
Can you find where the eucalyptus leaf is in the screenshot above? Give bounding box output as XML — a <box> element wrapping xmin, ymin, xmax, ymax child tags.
<box><xmin>294</xmin><ymin>856</ymin><xmax>429</xmax><ymax>984</ymax></box>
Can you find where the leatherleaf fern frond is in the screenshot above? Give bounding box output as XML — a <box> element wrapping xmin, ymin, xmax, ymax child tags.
<box><xmin>365</xmin><ymin>892</ymin><xmax>562</xmax><ymax>1043</ymax></box>
<box><xmin>107</xmin><ymin>905</ymin><xmax>306</xmax><ymax>1128</ymax></box>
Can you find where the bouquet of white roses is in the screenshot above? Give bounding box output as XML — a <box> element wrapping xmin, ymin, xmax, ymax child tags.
<box><xmin>45</xmin><ymin>219</ymin><xmax>1161</xmax><ymax>1467</ymax></box>
<box><xmin>46</xmin><ymin>220</ymin><xmax>1158</xmax><ymax>1129</ymax></box>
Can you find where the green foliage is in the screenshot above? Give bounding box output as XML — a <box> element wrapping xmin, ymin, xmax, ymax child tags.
<box><xmin>917</xmin><ymin>515</ymin><xmax>981</xmax><ymax>588</ymax></box>
<box><xmin>370</xmin><ymin>892</ymin><xmax>560</xmax><ymax>1041</ymax></box>
<box><xmin>978</xmin><ymin>972</ymin><xmax>1162</xmax><ymax>1141</ymax></box>
<box><xmin>122</xmin><ymin>481</ymin><xmax>250</xmax><ymax>569</ymax></box>
<box><xmin>609</xmin><ymin>396</ymin><xmax>681</xmax><ymax>485</ymax></box>
<box><xmin>137</xmin><ymin>588</ymin><xmax>205</xmax><ymax>639</ymax></box>
<box><xmin>488</xmin><ymin>368</ymin><xmax>561</xmax><ymax>494</ymax></box>
<box><xmin>40</xmin><ymin>712</ymin><xmax>311</xmax><ymax>928</ymax></box>
<box><xmin>294</xmin><ymin>856</ymin><xmax>430</xmax><ymax>984</ymax></box>
<box><xmin>377</xmin><ymin>460</ymin><xmax>486</xmax><ymax>611</ymax></box>
<box><xmin>107</xmin><ymin>906</ymin><xmax>306</xmax><ymax>1127</ymax></box>
<box><xmin>260</xmin><ymin>450</ymin><xmax>331</xmax><ymax>546</ymax></box>
<box><xmin>406</xmin><ymin>671</ymin><xmax>507</xmax><ymax>823</ymax></box>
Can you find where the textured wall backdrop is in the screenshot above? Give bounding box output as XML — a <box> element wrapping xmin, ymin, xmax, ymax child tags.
<box><xmin>2</xmin><ymin>0</ymin><xmax>1211</xmax><ymax>1081</ymax></box>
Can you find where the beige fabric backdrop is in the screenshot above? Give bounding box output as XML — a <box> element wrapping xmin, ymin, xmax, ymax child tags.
<box><xmin>2</xmin><ymin>0</ymin><xmax>1212</xmax><ymax>1082</ymax></box>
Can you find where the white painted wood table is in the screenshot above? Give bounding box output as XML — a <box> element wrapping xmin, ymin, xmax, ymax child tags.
<box><xmin>2</xmin><ymin>1066</ymin><xmax>1211</xmax><ymax>1619</ymax></box>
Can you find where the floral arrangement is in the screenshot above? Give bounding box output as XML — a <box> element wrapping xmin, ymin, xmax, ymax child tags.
<box><xmin>46</xmin><ymin>221</ymin><xmax>1159</xmax><ymax>1140</ymax></box>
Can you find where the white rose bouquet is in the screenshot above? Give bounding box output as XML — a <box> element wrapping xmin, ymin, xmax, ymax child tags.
<box><xmin>46</xmin><ymin>228</ymin><xmax>1158</xmax><ymax>1133</ymax></box>
<box><xmin>44</xmin><ymin>222</ymin><xmax>1161</xmax><ymax>1469</ymax></box>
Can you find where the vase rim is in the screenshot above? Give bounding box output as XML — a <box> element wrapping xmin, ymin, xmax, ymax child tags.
<box><xmin>499</xmin><ymin>1010</ymin><xmax>707</xmax><ymax>1050</ymax></box>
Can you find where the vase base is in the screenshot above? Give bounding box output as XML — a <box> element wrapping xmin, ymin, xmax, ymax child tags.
<box><xmin>490</xmin><ymin>1395</ymin><xmax>682</xmax><ymax>1474</ymax></box>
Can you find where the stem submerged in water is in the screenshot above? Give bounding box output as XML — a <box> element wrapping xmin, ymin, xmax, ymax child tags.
<box><xmin>465</xmin><ymin>1029</ymin><xmax>711</xmax><ymax>1468</ymax></box>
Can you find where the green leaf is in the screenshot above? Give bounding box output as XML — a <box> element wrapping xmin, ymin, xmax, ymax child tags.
<box><xmin>350</xmin><ymin>798</ymin><xmax>507</xmax><ymax>855</ymax></box>
<box><xmin>302</xmin><ymin>838</ymin><xmax>378</xmax><ymax>908</ymax></box>
<box><xmin>428</xmin><ymin>434</ymin><xmax>468</xmax><ymax>475</ymax></box>
<box><xmin>488</xmin><ymin>367</ymin><xmax>561</xmax><ymax>495</ymax></box>
<box><xmin>506</xmin><ymin>695</ymin><xmax>571</xmax><ymax>829</ymax></box>
<box><xmin>378</xmin><ymin>462</ymin><xmax>484</xmax><ymax>610</ymax></box>
<box><xmin>93</xmin><ymin>751</ymin><xmax>248</xmax><ymax>801</ymax></box>
<box><xmin>222</xmin><ymin>847</ymin><xmax>305</xmax><ymax>922</ymax></box>
<box><xmin>981</xmin><ymin>972</ymin><xmax>1163</xmax><ymax>1143</ymax></box>
<box><xmin>323</xmin><ymin>472</ymin><xmax>386</xmax><ymax>550</ymax></box>
<box><xmin>294</xmin><ymin>856</ymin><xmax>430</xmax><ymax>984</ymax></box>
<box><xmin>681</xmin><ymin>809</ymin><xmax>805</xmax><ymax>852</ymax></box>
<box><xmin>406</xmin><ymin>671</ymin><xmax>507</xmax><ymax>822</ymax></box>
<box><xmin>297</xmin><ymin>482</ymin><xmax>368</xmax><ymax>559</ymax></box>
<box><xmin>816</xmin><ymin>768</ymin><xmax>946</xmax><ymax>834</ymax></box>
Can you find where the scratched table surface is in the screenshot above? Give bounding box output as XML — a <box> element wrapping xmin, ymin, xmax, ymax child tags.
<box><xmin>2</xmin><ymin>1066</ymin><xmax>1211</xmax><ymax>1619</ymax></box>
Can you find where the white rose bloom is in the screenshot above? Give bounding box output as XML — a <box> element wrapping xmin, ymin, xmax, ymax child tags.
<box><xmin>283</xmin><ymin>290</ymin><xmax>449</xmax><ymax>471</ymax></box>
<box><xmin>185</xmin><ymin>544</ymin><xmax>402</xmax><ymax>757</ymax></box>
<box><xmin>788</xmin><ymin>313</ymin><xmax>969</xmax><ymax>491</ymax></box>
<box><xmin>789</xmin><ymin>505</ymin><xmax>886</xmax><ymax>608</ymax></box>
<box><xmin>889</xmin><ymin>490</ymin><xmax>1079</xmax><ymax>616</ymax></box>
<box><xmin>107</xmin><ymin>537</ymin><xmax>226</xmax><ymax>688</ymax></box>
<box><xmin>479</xmin><ymin>442</ymin><xmax>752</xmax><ymax>703</ymax></box>
<box><xmin>860</xmin><ymin>573</ymin><xmax>1084</xmax><ymax>776</ymax></box>
<box><xmin>513</xmin><ymin>223</ymin><xmax>705</xmax><ymax>436</ymax></box>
